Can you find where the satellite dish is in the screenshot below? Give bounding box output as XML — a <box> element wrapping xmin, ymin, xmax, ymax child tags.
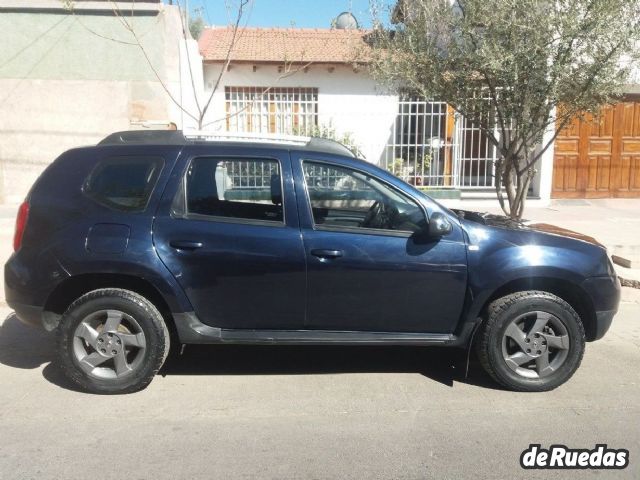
<box><xmin>334</xmin><ymin>11</ymin><xmax>358</xmax><ymax>30</ymax></box>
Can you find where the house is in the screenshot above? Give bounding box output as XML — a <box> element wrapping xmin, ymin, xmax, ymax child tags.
<box><xmin>197</xmin><ymin>25</ymin><xmax>555</xmax><ymax>201</ymax></box>
<box><xmin>198</xmin><ymin>23</ymin><xmax>640</xmax><ymax>201</ymax></box>
<box><xmin>0</xmin><ymin>0</ymin><xmax>200</xmax><ymax>202</ymax></box>
<box><xmin>197</xmin><ymin>27</ymin><xmax>395</xmax><ymax>170</ymax></box>
<box><xmin>1</xmin><ymin>2</ymin><xmax>636</xmax><ymax>204</ymax></box>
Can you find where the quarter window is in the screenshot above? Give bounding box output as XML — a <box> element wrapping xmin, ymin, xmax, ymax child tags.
<box><xmin>303</xmin><ymin>162</ymin><xmax>426</xmax><ymax>233</ymax></box>
<box><xmin>84</xmin><ymin>156</ymin><xmax>163</xmax><ymax>212</ymax></box>
<box><xmin>185</xmin><ymin>158</ymin><xmax>283</xmax><ymax>223</ymax></box>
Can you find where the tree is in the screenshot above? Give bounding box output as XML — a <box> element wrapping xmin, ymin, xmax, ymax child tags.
<box><xmin>370</xmin><ymin>0</ymin><xmax>640</xmax><ymax>218</ymax></box>
<box><xmin>188</xmin><ymin>9</ymin><xmax>205</xmax><ymax>40</ymax></box>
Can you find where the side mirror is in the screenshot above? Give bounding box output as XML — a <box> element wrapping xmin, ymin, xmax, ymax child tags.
<box><xmin>427</xmin><ymin>211</ymin><xmax>453</xmax><ymax>237</ymax></box>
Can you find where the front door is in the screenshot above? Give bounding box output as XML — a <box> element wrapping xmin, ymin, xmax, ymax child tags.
<box><xmin>293</xmin><ymin>156</ymin><xmax>467</xmax><ymax>334</ymax></box>
<box><xmin>154</xmin><ymin>148</ymin><xmax>306</xmax><ymax>330</ymax></box>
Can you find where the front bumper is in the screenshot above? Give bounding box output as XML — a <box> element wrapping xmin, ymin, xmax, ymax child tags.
<box><xmin>581</xmin><ymin>275</ymin><xmax>621</xmax><ymax>340</ymax></box>
<box><xmin>593</xmin><ymin>309</ymin><xmax>617</xmax><ymax>341</ymax></box>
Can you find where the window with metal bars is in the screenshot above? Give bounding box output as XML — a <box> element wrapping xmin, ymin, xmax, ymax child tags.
<box><xmin>383</xmin><ymin>99</ymin><xmax>458</xmax><ymax>187</ymax></box>
<box><xmin>225</xmin><ymin>87</ymin><xmax>319</xmax><ymax>135</ymax></box>
<box><xmin>382</xmin><ymin>97</ymin><xmax>503</xmax><ymax>188</ymax></box>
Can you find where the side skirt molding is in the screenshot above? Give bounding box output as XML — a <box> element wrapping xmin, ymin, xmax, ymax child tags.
<box><xmin>172</xmin><ymin>312</ymin><xmax>464</xmax><ymax>346</ymax></box>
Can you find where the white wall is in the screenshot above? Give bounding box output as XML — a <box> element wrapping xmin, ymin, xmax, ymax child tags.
<box><xmin>202</xmin><ymin>62</ymin><xmax>556</xmax><ymax>201</ymax></box>
<box><xmin>173</xmin><ymin>38</ymin><xmax>204</xmax><ymax>131</ymax></box>
<box><xmin>201</xmin><ymin>63</ymin><xmax>399</xmax><ymax>165</ymax></box>
<box><xmin>534</xmin><ymin>112</ymin><xmax>556</xmax><ymax>202</ymax></box>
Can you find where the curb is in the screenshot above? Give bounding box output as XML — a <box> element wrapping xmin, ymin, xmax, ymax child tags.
<box><xmin>620</xmin><ymin>277</ymin><xmax>640</xmax><ymax>290</ymax></box>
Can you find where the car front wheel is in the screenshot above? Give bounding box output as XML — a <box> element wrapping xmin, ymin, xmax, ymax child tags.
<box><xmin>57</xmin><ymin>288</ymin><xmax>170</xmax><ymax>394</ymax></box>
<box><xmin>476</xmin><ymin>290</ymin><xmax>585</xmax><ymax>392</ymax></box>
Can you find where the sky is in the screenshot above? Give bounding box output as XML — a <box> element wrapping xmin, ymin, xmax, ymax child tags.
<box><xmin>183</xmin><ymin>0</ymin><xmax>393</xmax><ymax>29</ymax></box>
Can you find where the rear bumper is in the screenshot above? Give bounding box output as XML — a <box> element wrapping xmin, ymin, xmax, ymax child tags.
<box><xmin>581</xmin><ymin>275</ymin><xmax>621</xmax><ymax>341</ymax></box>
<box><xmin>5</xmin><ymin>255</ymin><xmax>54</xmax><ymax>330</ymax></box>
<box><xmin>8</xmin><ymin>301</ymin><xmax>44</xmax><ymax>329</ymax></box>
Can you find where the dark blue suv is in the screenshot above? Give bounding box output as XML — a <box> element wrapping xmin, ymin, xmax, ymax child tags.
<box><xmin>5</xmin><ymin>130</ymin><xmax>621</xmax><ymax>393</ymax></box>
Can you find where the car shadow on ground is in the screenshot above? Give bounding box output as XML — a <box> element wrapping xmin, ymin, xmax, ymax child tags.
<box><xmin>0</xmin><ymin>313</ymin><xmax>501</xmax><ymax>392</ymax></box>
<box><xmin>0</xmin><ymin>313</ymin><xmax>56</xmax><ymax>369</ymax></box>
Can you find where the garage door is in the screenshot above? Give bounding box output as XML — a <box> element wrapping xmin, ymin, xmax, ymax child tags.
<box><xmin>552</xmin><ymin>99</ymin><xmax>640</xmax><ymax>198</ymax></box>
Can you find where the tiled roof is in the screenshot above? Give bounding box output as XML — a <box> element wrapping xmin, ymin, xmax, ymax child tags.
<box><xmin>198</xmin><ymin>27</ymin><xmax>371</xmax><ymax>64</ymax></box>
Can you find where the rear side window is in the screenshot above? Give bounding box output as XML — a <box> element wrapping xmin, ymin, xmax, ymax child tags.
<box><xmin>84</xmin><ymin>156</ymin><xmax>164</xmax><ymax>211</ymax></box>
<box><xmin>181</xmin><ymin>157</ymin><xmax>283</xmax><ymax>224</ymax></box>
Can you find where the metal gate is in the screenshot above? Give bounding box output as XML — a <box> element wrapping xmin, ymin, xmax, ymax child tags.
<box><xmin>383</xmin><ymin>99</ymin><xmax>499</xmax><ymax>188</ymax></box>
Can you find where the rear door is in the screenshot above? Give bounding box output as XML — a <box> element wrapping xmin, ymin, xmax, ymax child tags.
<box><xmin>153</xmin><ymin>145</ymin><xmax>306</xmax><ymax>330</ymax></box>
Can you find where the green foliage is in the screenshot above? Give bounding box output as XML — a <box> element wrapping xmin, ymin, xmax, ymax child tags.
<box><xmin>296</xmin><ymin>123</ymin><xmax>365</xmax><ymax>158</ymax></box>
<box><xmin>389</xmin><ymin>153</ymin><xmax>432</xmax><ymax>180</ymax></box>
<box><xmin>189</xmin><ymin>15</ymin><xmax>205</xmax><ymax>40</ymax></box>
<box><xmin>371</xmin><ymin>0</ymin><xmax>640</xmax><ymax>218</ymax></box>
<box><xmin>389</xmin><ymin>157</ymin><xmax>405</xmax><ymax>174</ymax></box>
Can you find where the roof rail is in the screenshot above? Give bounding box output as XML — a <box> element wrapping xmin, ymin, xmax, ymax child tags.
<box><xmin>98</xmin><ymin>130</ymin><xmax>185</xmax><ymax>146</ymax></box>
<box><xmin>97</xmin><ymin>130</ymin><xmax>356</xmax><ymax>157</ymax></box>
<box><xmin>183</xmin><ymin>130</ymin><xmax>311</xmax><ymax>145</ymax></box>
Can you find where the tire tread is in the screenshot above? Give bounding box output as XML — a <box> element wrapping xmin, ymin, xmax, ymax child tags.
<box><xmin>476</xmin><ymin>290</ymin><xmax>585</xmax><ymax>392</ymax></box>
<box><xmin>57</xmin><ymin>288</ymin><xmax>170</xmax><ymax>394</ymax></box>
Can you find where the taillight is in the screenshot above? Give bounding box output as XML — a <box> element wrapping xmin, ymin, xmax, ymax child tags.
<box><xmin>13</xmin><ymin>200</ymin><xmax>29</xmax><ymax>252</ymax></box>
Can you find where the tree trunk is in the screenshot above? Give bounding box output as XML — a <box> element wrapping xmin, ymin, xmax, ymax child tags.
<box><xmin>495</xmin><ymin>154</ymin><xmax>532</xmax><ymax>221</ymax></box>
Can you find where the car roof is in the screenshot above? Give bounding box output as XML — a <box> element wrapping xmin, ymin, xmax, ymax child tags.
<box><xmin>98</xmin><ymin>130</ymin><xmax>356</xmax><ymax>158</ymax></box>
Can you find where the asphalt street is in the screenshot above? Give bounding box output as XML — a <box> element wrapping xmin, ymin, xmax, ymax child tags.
<box><xmin>0</xmin><ymin>203</ymin><xmax>639</xmax><ymax>479</ymax></box>
<box><xmin>0</xmin><ymin>295</ymin><xmax>638</xmax><ymax>479</ymax></box>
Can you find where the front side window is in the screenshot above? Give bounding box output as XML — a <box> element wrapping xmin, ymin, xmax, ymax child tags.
<box><xmin>184</xmin><ymin>157</ymin><xmax>283</xmax><ymax>223</ymax></box>
<box><xmin>303</xmin><ymin>162</ymin><xmax>426</xmax><ymax>233</ymax></box>
<box><xmin>84</xmin><ymin>156</ymin><xmax>163</xmax><ymax>212</ymax></box>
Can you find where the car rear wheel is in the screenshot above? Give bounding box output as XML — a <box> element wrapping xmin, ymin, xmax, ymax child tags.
<box><xmin>476</xmin><ymin>291</ymin><xmax>585</xmax><ymax>392</ymax></box>
<box><xmin>57</xmin><ymin>289</ymin><xmax>170</xmax><ymax>394</ymax></box>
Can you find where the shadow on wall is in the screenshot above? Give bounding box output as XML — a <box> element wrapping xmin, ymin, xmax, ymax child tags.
<box><xmin>0</xmin><ymin>312</ymin><xmax>502</xmax><ymax>393</ymax></box>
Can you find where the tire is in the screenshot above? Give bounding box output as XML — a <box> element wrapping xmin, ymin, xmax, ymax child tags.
<box><xmin>476</xmin><ymin>291</ymin><xmax>585</xmax><ymax>392</ymax></box>
<box><xmin>57</xmin><ymin>288</ymin><xmax>170</xmax><ymax>394</ymax></box>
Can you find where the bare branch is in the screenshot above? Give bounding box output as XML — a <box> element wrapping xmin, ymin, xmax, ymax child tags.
<box><xmin>199</xmin><ymin>0</ymin><xmax>250</xmax><ymax>126</ymax></box>
<box><xmin>107</xmin><ymin>0</ymin><xmax>199</xmax><ymax>123</ymax></box>
<box><xmin>175</xmin><ymin>0</ymin><xmax>202</xmax><ymax>115</ymax></box>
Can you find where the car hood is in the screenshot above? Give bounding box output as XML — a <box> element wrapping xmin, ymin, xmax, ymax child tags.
<box><xmin>453</xmin><ymin>209</ymin><xmax>604</xmax><ymax>248</ymax></box>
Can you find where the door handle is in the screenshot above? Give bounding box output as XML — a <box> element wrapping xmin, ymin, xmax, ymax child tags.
<box><xmin>169</xmin><ymin>240</ymin><xmax>203</xmax><ymax>251</ymax></box>
<box><xmin>311</xmin><ymin>249</ymin><xmax>343</xmax><ymax>259</ymax></box>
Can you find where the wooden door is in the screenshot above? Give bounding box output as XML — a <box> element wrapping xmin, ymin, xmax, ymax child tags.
<box><xmin>616</xmin><ymin>101</ymin><xmax>640</xmax><ymax>197</ymax></box>
<box><xmin>552</xmin><ymin>100</ymin><xmax>640</xmax><ymax>198</ymax></box>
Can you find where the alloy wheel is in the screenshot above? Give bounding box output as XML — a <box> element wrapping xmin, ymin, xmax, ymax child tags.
<box><xmin>72</xmin><ymin>310</ymin><xmax>147</xmax><ymax>380</ymax></box>
<box><xmin>501</xmin><ymin>311</ymin><xmax>570</xmax><ymax>379</ymax></box>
